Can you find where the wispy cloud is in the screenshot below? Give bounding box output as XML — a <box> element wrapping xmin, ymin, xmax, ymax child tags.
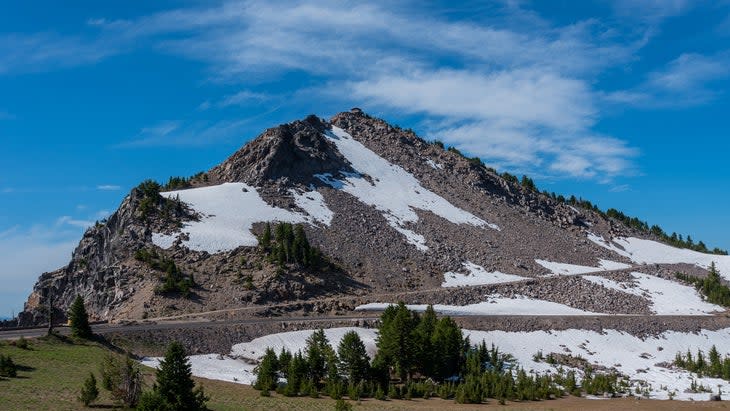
<box><xmin>0</xmin><ymin>31</ymin><xmax>122</xmax><ymax>75</ymax></box>
<box><xmin>218</xmin><ymin>90</ymin><xmax>271</xmax><ymax>108</ymax></box>
<box><xmin>96</xmin><ymin>184</ymin><xmax>121</xmax><ymax>191</ymax></box>
<box><xmin>8</xmin><ymin>0</ymin><xmax>709</xmax><ymax>180</ymax></box>
<box><xmin>605</xmin><ymin>51</ymin><xmax>730</xmax><ymax>108</ymax></box>
<box><xmin>56</xmin><ymin>216</ymin><xmax>94</xmax><ymax>229</ymax></box>
<box><xmin>118</xmin><ymin>119</ymin><xmax>250</xmax><ymax>148</ymax></box>
<box><xmin>0</xmin><ymin>110</ymin><xmax>14</xmax><ymax>120</ymax></box>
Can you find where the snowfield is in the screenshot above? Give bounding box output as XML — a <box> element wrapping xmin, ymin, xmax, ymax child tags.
<box><xmin>316</xmin><ymin>127</ymin><xmax>499</xmax><ymax>251</ymax></box>
<box><xmin>588</xmin><ymin>233</ymin><xmax>730</xmax><ymax>280</ymax></box>
<box><xmin>142</xmin><ymin>326</ymin><xmax>730</xmax><ymax>401</ymax></box>
<box><xmin>142</xmin><ymin>327</ymin><xmax>379</xmax><ymax>386</ymax></box>
<box><xmin>152</xmin><ymin>183</ymin><xmax>310</xmax><ymax>253</ymax></box>
<box><xmin>355</xmin><ymin>297</ymin><xmax>603</xmax><ymax>316</ymax></box>
<box><xmin>536</xmin><ymin>259</ymin><xmax>632</xmax><ymax>276</ymax></box>
<box><xmin>442</xmin><ymin>261</ymin><xmax>527</xmax><ymax>287</ymax></box>
<box><xmin>582</xmin><ymin>272</ymin><xmax>723</xmax><ymax>316</ymax></box>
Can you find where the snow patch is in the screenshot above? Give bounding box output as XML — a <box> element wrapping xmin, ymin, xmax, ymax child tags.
<box><xmin>151</xmin><ymin>232</ymin><xmax>176</xmax><ymax>249</ymax></box>
<box><xmin>356</xmin><ymin>297</ymin><xmax>603</xmax><ymax>316</ymax></box>
<box><xmin>152</xmin><ymin>183</ymin><xmax>306</xmax><ymax>253</ymax></box>
<box><xmin>583</xmin><ymin>272</ymin><xmax>723</xmax><ymax>315</ymax></box>
<box><xmin>425</xmin><ymin>158</ymin><xmax>443</xmax><ymax>169</ymax></box>
<box><xmin>588</xmin><ymin>233</ymin><xmax>730</xmax><ymax>280</ymax></box>
<box><xmin>316</xmin><ymin>127</ymin><xmax>499</xmax><ymax>251</ymax></box>
<box><xmin>290</xmin><ymin>189</ymin><xmax>333</xmax><ymax>226</ymax></box>
<box><xmin>442</xmin><ymin>261</ymin><xmax>527</xmax><ymax>287</ymax></box>
<box><xmin>536</xmin><ymin>259</ymin><xmax>632</xmax><ymax>276</ymax></box>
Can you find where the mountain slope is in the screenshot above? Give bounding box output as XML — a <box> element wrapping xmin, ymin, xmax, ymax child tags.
<box><xmin>17</xmin><ymin>109</ymin><xmax>730</xmax><ymax>325</ymax></box>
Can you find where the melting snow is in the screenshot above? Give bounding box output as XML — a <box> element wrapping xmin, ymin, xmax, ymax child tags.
<box><xmin>142</xmin><ymin>326</ymin><xmax>730</xmax><ymax>400</ymax></box>
<box><xmin>425</xmin><ymin>158</ymin><xmax>444</xmax><ymax>169</ymax></box>
<box><xmin>588</xmin><ymin>233</ymin><xmax>730</xmax><ymax>281</ymax></box>
<box><xmin>442</xmin><ymin>261</ymin><xmax>527</xmax><ymax>287</ymax></box>
<box><xmin>355</xmin><ymin>297</ymin><xmax>602</xmax><ymax>316</ymax></box>
<box><xmin>152</xmin><ymin>183</ymin><xmax>307</xmax><ymax>253</ymax></box>
<box><xmin>583</xmin><ymin>272</ymin><xmax>723</xmax><ymax>316</ymax></box>
<box><xmin>536</xmin><ymin>259</ymin><xmax>632</xmax><ymax>276</ymax></box>
<box><xmin>316</xmin><ymin>127</ymin><xmax>499</xmax><ymax>251</ymax></box>
<box><xmin>465</xmin><ymin>327</ymin><xmax>730</xmax><ymax>401</ymax></box>
<box><xmin>289</xmin><ymin>188</ymin><xmax>334</xmax><ymax>226</ymax></box>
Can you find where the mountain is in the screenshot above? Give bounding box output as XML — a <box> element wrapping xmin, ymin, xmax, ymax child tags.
<box><xmin>17</xmin><ymin>109</ymin><xmax>730</xmax><ymax>327</ymax></box>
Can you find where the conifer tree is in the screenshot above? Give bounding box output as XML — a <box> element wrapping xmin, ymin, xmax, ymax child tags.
<box><xmin>68</xmin><ymin>295</ymin><xmax>93</xmax><ymax>339</ymax></box>
<box><xmin>260</xmin><ymin>223</ymin><xmax>272</xmax><ymax>249</ymax></box>
<box><xmin>337</xmin><ymin>331</ymin><xmax>370</xmax><ymax>384</ymax></box>
<box><xmin>78</xmin><ymin>372</ymin><xmax>99</xmax><ymax>406</ymax></box>
<box><xmin>254</xmin><ymin>348</ymin><xmax>279</xmax><ymax>390</ymax></box>
<box><xmin>155</xmin><ymin>341</ymin><xmax>208</xmax><ymax>411</ymax></box>
<box><xmin>305</xmin><ymin>329</ymin><xmax>331</xmax><ymax>385</ymax></box>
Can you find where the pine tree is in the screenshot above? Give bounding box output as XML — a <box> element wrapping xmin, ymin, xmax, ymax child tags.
<box><xmin>68</xmin><ymin>295</ymin><xmax>92</xmax><ymax>339</ymax></box>
<box><xmin>155</xmin><ymin>341</ymin><xmax>208</xmax><ymax>411</ymax></box>
<box><xmin>373</xmin><ymin>302</ymin><xmax>418</xmax><ymax>382</ymax></box>
<box><xmin>305</xmin><ymin>329</ymin><xmax>330</xmax><ymax>385</ymax></box>
<box><xmin>254</xmin><ymin>348</ymin><xmax>279</xmax><ymax>390</ymax></box>
<box><xmin>78</xmin><ymin>372</ymin><xmax>99</xmax><ymax>406</ymax></box>
<box><xmin>260</xmin><ymin>223</ymin><xmax>272</xmax><ymax>249</ymax></box>
<box><xmin>337</xmin><ymin>331</ymin><xmax>370</xmax><ymax>384</ymax></box>
<box><xmin>414</xmin><ymin>305</ymin><xmax>437</xmax><ymax>376</ymax></box>
<box><xmin>431</xmin><ymin>316</ymin><xmax>464</xmax><ymax>380</ymax></box>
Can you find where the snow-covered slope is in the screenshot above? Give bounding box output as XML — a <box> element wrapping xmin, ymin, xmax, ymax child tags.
<box><xmin>589</xmin><ymin>233</ymin><xmax>730</xmax><ymax>280</ymax></box>
<box><xmin>143</xmin><ymin>326</ymin><xmax>730</xmax><ymax>400</ymax></box>
<box><xmin>152</xmin><ymin>183</ymin><xmax>309</xmax><ymax>253</ymax></box>
<box><xmin>316</xmin><ymin>126</ymin><xmax>498</xmax><ymax>251</ymax></box>
<box><xmin>582</xmin><ymin>272</ymin><xmax>723</xmax><ymax>316</ymax></box>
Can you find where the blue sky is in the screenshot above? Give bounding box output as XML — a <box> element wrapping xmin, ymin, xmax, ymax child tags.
<box><xmin>1</xmin><ymin>0</ymin><xmax>730</xmax><ymax>318</ymax></box>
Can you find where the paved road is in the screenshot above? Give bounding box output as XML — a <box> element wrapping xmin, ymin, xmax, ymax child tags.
<box><xmin>3</xmin><ymin>312</ymin><xmax>729</xmax><ymax>341</ymax></box>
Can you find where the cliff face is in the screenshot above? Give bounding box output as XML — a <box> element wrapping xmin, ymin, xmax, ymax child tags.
<box><xmin>19</xmin><ymin>109</ymin><xmax>661</xmax><ymax>326</ymax></box>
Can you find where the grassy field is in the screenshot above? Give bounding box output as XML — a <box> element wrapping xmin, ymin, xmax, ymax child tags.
<box><xmin>2</xmin><ymin>336</ymin><xmax>730</xmax><ymax>410</ymax></box>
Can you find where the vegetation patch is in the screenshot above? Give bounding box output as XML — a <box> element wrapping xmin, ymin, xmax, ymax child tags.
<box><xmin>135</xmin><ymin>248</ymin><xmax>196</xmax><ymax>296</ymax></box>
<box><xmin>676</xmin><ymin>263</ymin><xmax>730</xmax><ymax>307</ymax></box>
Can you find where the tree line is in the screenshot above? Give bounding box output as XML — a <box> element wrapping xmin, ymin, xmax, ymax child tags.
<box><xmin>429</xmin><ymin>139</ymin><xmax>727</xmax><ymax>256</ymax></box>
<box><xmin>676</xmin><ymin>263</ymin><xmax>730</xmax><ymax>307</ymax></box>
<box><xmin>674</xmin><ymin>345</ymin><xmax>730</xmax><ymax>381</ymax></box>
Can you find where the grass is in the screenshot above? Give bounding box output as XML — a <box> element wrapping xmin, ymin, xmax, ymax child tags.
<box><xmin>2</xmin><ymin>336</ymin><xmax>730</xmax><ymax>410</ymax></box>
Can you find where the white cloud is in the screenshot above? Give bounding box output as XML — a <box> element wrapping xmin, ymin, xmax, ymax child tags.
<box><xmin>4</xmin><ymin>1</ymin><xmax>665</xmax><ymax>179</ymax></box>
<box><xmin>218</xmin><ymin>90</ymin><xmax>271</xmax><ymax>107</ymax></box>
<box><xmin>648</xmin><ymin>52</ymin><xmax>728</xmax><ymax>92</ymax></box>
<box><xmin>56</xmin><ymin>216</ymin><xmax>94</xmax><ymax>229</ymax></box>
<box><xmin>118</xmin><ymin>119</ymin><xmax>250</xmax><ymax>147</ymax></box>
<box><xmin>605</xmin><ymin>51</ymin><xmax>730</xmax><ymax>108</ymax></box>
<box><xmin>611</xmin><ymin>0</ymin><xmax>692</xmax><ymax>23</ymax></box>
<box><xmin>97</xmin><ymin>184</ymin><xmax>121</xmax><ymax>191</ymax></box>
<box><xmin>0</xmin><ymin>32</ymin><xmax>120</xmax><ymax>75</ymax></box>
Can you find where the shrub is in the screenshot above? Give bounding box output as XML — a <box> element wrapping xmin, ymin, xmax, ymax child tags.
<box><xmin>78</xmin><ymin>372</ymin><xmax>99</xmax><ymax>406</ymax></box>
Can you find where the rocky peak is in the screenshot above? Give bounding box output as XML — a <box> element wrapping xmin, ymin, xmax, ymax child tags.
<box><xmin>208</xmin><ymin>115</ymin><xmax>354</xmax><ymax>186</ymax></box>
